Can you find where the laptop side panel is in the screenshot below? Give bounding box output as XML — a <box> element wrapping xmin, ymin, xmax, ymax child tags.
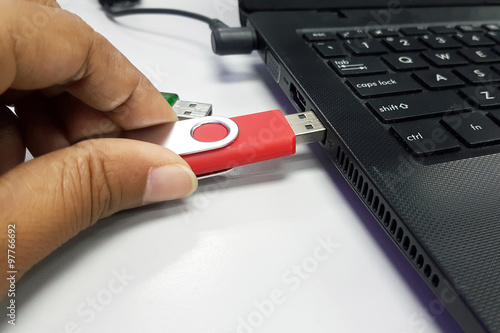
<box><xmin>246</xmin><ymin>6</ymin><xmax>500</xmax><ymax>333</ymax></box>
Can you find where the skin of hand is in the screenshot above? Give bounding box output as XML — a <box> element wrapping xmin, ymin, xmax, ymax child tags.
<box><xmin>0</xmin><ymin>0</ymin><xmax>198</xmax><ymax>295</ymax></box>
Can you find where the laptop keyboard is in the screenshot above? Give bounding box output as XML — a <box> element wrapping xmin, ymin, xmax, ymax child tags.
<box><xmin>302</xmin><ymin>24</ymin><xmax>500</xmax><ymax>156</ymax></box>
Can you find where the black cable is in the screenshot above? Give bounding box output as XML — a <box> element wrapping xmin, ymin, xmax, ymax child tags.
<box><xmin>99</xmin><ymin>0</ymin><xmax>257</xmax><ymax>55</ymax></box>
<box><xmin>101</xmin><ymin>2</ymin><xmax>215</xmax><ymax>26</ymax></box>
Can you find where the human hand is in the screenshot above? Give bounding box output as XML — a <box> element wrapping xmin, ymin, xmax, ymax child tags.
<box><xmin>0</xmin><ymin>0</ymin><xmax>198</xmax><ymax>295</ymax></box>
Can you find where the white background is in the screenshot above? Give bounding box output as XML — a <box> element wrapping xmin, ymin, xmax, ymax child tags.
<box><xmin>2</xmin><ymin>1</ymin><xmax>463</xmax><ymax>332</ymax></box>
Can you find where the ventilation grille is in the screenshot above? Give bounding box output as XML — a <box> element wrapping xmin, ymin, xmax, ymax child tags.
<box><xmin>331</xmin><ymin>141</ymin><xmax>441</xmax><ymax>289</ymax></box>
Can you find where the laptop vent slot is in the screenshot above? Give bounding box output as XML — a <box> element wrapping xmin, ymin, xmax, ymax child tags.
<box><xmin>331</xmin><ymin>141</ymin><xmax>441</xmax><ymax>289</ymax></box>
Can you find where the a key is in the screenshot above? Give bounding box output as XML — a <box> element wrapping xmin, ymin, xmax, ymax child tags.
<box><xmin>347</xmin><ymin>73</ymin><xmax>421</xmax><ymax>98</ymax></box>
<box><xmin>459</xmin><ymin>86</ymin><xmax>500</xmax><ymax>109</ymax></box>
<box><xmin>329</xmin><ymin>57</ymin><xmax>387</xmax><ymax>76</ymax></box>
<box><xmin>367</xmin><ymin>91</ymin><xmax>471</xmax><ymax>123</ymax></box>
<box><xmin>442</xmin><ymin>112</ymin><xmax>500</xmax><ymax>147</ymax></box>
<box><xmin>413</xmin><ymin>69</ymin><xmax>465</xmax><ymax>89</ymax></box>
<box><xmin>392</xmin><ymin>119</ymin><xmax>460</xmax><ymax>156</ymax></box>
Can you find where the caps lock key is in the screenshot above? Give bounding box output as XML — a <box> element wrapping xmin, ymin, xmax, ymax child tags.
<box><xmin>347</xmin><ymin>73</ymin><xmax>421</xmax><ymax>98</ymax></box>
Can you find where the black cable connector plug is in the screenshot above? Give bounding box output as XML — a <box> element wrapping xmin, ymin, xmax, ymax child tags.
<box><xmin>98</xmin><ymin>0</ymin><xmax>139</xmax><ymax>7</ymax></box>
<box><xmin>99</xmin><ymin>0</ymin><xmax>258</xmax><ymax>56</ymax></box>
<box><xmin>209</xmin><ymin>20</ymin><xmax>257</xmax><ymax>55</ymax></box>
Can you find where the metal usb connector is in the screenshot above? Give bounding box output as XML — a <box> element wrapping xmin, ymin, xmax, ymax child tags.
<box><xmin>285</xmin><ymin>111</ymin><xmax>327</xmax><ymax>145</ymax></box>
<box><xmin>172</xmin><ymin>100</ymin><xmax>213</xmax><ymax>120</ymax></box>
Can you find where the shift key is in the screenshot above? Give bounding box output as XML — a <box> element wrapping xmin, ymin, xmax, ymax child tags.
<box><xmin>347</xmin><ymin>73</ymin><xmax>421</xmax><ymax>98</ymax></box>
<box><xmin>367</xmin><ymin>91</ymin><xmax>471</xmax><ymax>123</ymax></box>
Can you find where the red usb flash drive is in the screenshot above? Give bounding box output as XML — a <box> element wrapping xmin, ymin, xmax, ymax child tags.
<box><xmin>184</xmin><ymin>110</ymin><xmax>297</xmax><ymax>176</ymax></box>
<box><xmin>126</xmin><ymin>109</ymin><xmax>326</xmax><ymax>177</ymax></box>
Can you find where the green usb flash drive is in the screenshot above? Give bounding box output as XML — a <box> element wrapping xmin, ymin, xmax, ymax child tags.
<box><xmin>161</xmin><ymin>92</ymin><xmax>179</xmax><ymax>106</ymax></box>
<box><xmin>161</xmin><ymin>92</ymin><xmax>213</xmax><ymax>120</ymax></box>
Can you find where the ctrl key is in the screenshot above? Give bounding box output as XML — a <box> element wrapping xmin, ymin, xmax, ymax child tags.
<box><xmin>391</xmin><ymin>119</ymin><xmax>460</xmax><ymax>156</ymax></box>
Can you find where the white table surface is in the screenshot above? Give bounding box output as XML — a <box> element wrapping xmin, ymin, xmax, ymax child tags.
<box><xmin>2</xmin><ymin>1</ymin><xmax>464</xmax><ymax>332</ymax></box>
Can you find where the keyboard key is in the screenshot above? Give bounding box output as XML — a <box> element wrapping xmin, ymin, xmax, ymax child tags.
<box><xmin>347</xmin><ymin>73</ymin><xmax>421</xmax><ymax>98</ymax></box>
<box><xmin>460</xmin><ymin>48</ymin><xmax>500</xmax><ymax>63</ymax></box>
<box><xmin>483</xmin><ymin>24</ymin><xmax>500</xmax><ymax>31</ymax></box>
<box><xmin>329</xmin><ymin>57</ymin><xmax>387</xmax><ymax>76</ymax></box>
<box><xmin>392</xmin><ymin>119</ymin><xmax>460</xmax><ymax>156</ymax></box>
<box><xmin>303</xmin><ymin>32</ymin><xmax>335</xmax><ymax>41</ymax></box>
<box><xmin>455</xmin><ymin>33</ymin><xmax>495</xmax><ymax>47</ymax></box>
<box><xmin>369</xmin><ymin>28</ymin><xmax>399</xmax><ymax>38</ymax></box>
<box><xmin>384</xmin><ymin>37</ymin><xmax>427</xmax><ymax>52</ymax></box>
<box><xmin>455</xmin><ymin>66</ymin><xmax>500</xmax><ymax>84</ymax></box>
<box><xmin>442</xmin><ymin>112</ymin><xmax>500</xmax><ymax>147</ymax></box>
<box><xmin>456</xmin><ymin>25</ymin><xmax>483</xmax><ymax>33</ymax></box>
<box><xmin>344</xmin><ymin>39</ymin><xmax>387</xmax><ymax>55</ymax></box>
<box><xmin>413</xmin><ymin>69</ymin><xmax>465</xmax><ymax>89</ymax></box>
<box><xmin>399</xmin><ymin>27</ymin><xmax>428</xmax><ymax>36</ymax></box>
<box><xmin>337</xmin><ymin>30</ymin><xmax>367</xmax><ymax>39</ymax></box>
<box><xmin>381</xmin><ymin>53</ymin><xmax>428</xmax><ymax>71</ymax></box>
<box><xmin>459</xmin><ymin>86</ymin><xmax>500</xmax><ymax>109</ymax></box>
<box><xmin>487</xmin><ymin>110</ymin><xmax>500</xmax><ymax>123</ymax></box>
<box><xmin>490</xmin><ymin>64</ymin><xmax>500</xmax><ymax>76</ymax></box>
<box><xmin>313</xmin><ymin>42</ymin><xmax>347</xmax><ymax>58</ymax></box>
<box><xmin>428</xmin><ymin>26</ymin><xmax>457</xmax><ymax>34</ymax></box>
<box><xmin>487</xmin><ymin>31</ymin><xmax>500</xmax><ymax>44</ymax></box>
<box><xmin>421</xmin><ymin>50</ymin><xmax>468</xmax><ymax>67</ymax></box>
<box><xmin>419</xmin><ymin>35</ymin><xmax>462</xmax><ymax>49</ymax></box>
<box><xmin>367</xmin><ymin>91</ymin><xmax>471</xmax><ymax>123</ymax></box>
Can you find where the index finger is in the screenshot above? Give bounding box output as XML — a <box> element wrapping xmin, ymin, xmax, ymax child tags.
<box><xmin>0</xmin><ymin>1</ymin><xmax>177</xmax><ymax>130</ymax></box>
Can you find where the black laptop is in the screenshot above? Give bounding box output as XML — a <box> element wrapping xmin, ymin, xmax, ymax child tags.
<box><xmin>238</xmin><ymin>1</ymin><xmax>500</xmax><ymax>332</ymax></box>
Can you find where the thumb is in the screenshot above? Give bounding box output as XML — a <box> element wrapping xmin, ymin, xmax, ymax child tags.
<box><xmin>0</xmin><ymin>138</ymin><xmax>197</xmax><ymax>294</ymax></box>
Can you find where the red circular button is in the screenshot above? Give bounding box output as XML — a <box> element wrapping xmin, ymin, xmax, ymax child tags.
<box><xmin>192</xmin><ymin>123</ymin><xmax>229</xmax><ymax>142</ymax></box>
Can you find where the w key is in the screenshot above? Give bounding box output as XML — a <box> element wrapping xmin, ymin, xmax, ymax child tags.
<box><xmin>421</xmin><ymin>50</ymin><xmax>468</xmax><ymax>67</ymax></box>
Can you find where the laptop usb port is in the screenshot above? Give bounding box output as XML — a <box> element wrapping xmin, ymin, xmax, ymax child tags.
<box><xmin>290</xmin><ymin>83</ymin><xmax>307</xmax><ymax>111</ymax></box>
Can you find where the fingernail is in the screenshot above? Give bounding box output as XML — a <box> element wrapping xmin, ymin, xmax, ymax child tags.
<box><xmin>143</xmin><ymin>164</ymin><xmax>198</xmax><ymax>204</ymax></box>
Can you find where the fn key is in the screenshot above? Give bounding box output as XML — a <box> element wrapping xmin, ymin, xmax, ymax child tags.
<box><xmin>392</xmin><ymin>119</ymin><xmax>460</xmax><ymax>156</ymax></box>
